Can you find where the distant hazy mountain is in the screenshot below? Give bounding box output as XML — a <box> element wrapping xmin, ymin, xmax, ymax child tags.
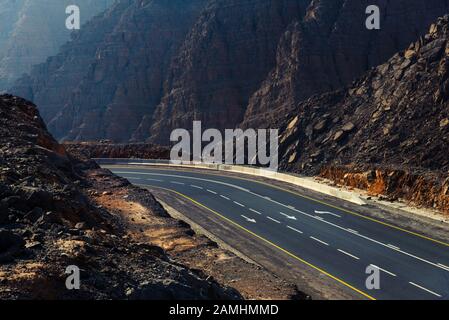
<box><xmin>10</xmin><ymin>0</ymin><xmax>449</xmax><ymax>144</ymax></box>
<box><xmin>12</xmin><ymin>0</ymin><xmax>211</xmax><ymax>142</ymax></box>
<box><xmin>0</xmin><ymin>0</ymin><xmax>114</xmax><ymax>90</ymax></box>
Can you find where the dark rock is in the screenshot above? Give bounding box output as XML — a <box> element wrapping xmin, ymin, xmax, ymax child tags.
<box><xmin>277</xmin><ymin>14</ymin><xmax>449</xmax><ymax>187</ymax></box>
<box><xmin>241</xmin><ymin>0</ymin><xmax>449</xmax><ymax>130</ymax></box>
<box><xmin>313</xmin><ymin>120</ymin><xmax>328</xmax><ymax>133</ymax></box>
<box><xmin>0</xmin><ymin>230</ymin><xmax>25</xmax><ymax>263</ymax></box>
<box><xmin>24</xmin><ymin>207</ymin><xmax>44</xmax><ymax>223</ymax></box>
<box><xmin>35</xmin><ymin>211</ymin><xmax>60</xmax><ymax>226</ymax></box>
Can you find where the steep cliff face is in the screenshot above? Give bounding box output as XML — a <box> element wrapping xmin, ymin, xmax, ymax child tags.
<box><xmin>275</xmin><ymin>15</ymin><xmax>449</xmax><ymax>212</ymax></box>
<box><xmin>12</xmin><ymin>0</ymin><xmax>209</xmax><ymax>142</ymax></box>
<box><xmin>10</xmin><ymin>0</ymin><xmax>449</xmax><ymax>145</ymax></box>
<box><xmin>278</xmin><ymin>15</ymin><xmax>449</xmax><ymax>174</ymax></box>
<box><xmin>241</xmin><ymin>0</ymin><xmax>449</xmax><ymax>129</ymax></box>
<box><xmin>0</xmin><ymin>0</ymin><xmax>114</xmax><ymax>90</ymax></box>
<box><xmin>148</xmin><ymin>0</ymin><xmax>311</xmax><ymax>144</ymax></box>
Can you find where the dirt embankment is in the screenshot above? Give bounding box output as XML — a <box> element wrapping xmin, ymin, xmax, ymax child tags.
<box><xmin>320</xmin><ymin>166</ymin><xmax>449</xmax><ymax>215</ymax></box>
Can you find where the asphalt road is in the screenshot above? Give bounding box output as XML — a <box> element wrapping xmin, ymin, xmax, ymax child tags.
<box><xmin>108</xmin><ymin>166</ymin><xmax>449</xmax><ymax>300</ymax></box>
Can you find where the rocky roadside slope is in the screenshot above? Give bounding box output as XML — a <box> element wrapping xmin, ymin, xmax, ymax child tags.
<box><xmin>0</xmin><ymin>94</ymin><xmax>301</xmax><ymax>299</ymax></box>
<box><xmin>276</xmin><ymin>16</ymin><xmax>449</xmax><ymax>214</ymax></box>
<box><xmin>241</xmin><ymin>0</ymin><xmax>449</xmax><ymax>130</ymax></box>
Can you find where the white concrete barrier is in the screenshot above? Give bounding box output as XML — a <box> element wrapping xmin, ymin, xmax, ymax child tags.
<box><xmin>95</xmin><ymin>158</ymin><xmax>366</xmax><ymax>206</ymax></box>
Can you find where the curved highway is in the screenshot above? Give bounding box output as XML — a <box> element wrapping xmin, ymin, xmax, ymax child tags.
<box><xmin>107</xmin><ymin>166</ymin><xmax>449</xmax><ymax>300</ymax></box>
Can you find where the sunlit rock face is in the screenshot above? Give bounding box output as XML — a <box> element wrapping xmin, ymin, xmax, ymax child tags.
<box><xmin>241</xmin><ymin>0</ymin><xmax>449</xmax><ymax>130</ymax></box>
<box><xmin>277</xmin><ymin>15</ymin><xmax>449</xmax><ymax>177</ymax></box>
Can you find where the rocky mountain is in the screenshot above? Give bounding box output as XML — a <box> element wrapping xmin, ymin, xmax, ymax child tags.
<box><xmin>276</xmin><ymin>16</ymin><xmax>449</xmax><ymax>212</ymax></box>
<box><xmin>0</xmin><ymin>94</ymin><xmax>242</xmax><ymax>299</ymax></box>
<box><xmin>0</xmin><ymin>0</ymin><xmax>114</xmax><ymax>90</ymax></box>
<box><xmin>10</xmin><ymin>0</ymin><xmax>449</xmax><ymax>145</ymax></box>
<box><xmin>241</xmin><ymin>0</ymin><xmax>449</xmax><ymax>129</ymax></box>
<box><xmin>12</xmin><ymin>0</ymin><xmax>210</xmax><ymax>142</ymax></box>
<box><xmin>278</xmin><ymin>16</ymin><xmax>449</xmax><ymax>174</ymax></box>
<box><xmin>147</xmin><ymin>0</ymin><xmax>312</xmax><ymax>144</ymax></box>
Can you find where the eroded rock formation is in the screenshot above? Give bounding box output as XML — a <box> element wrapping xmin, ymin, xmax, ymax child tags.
<box><xmin>277</xmin><ymin>16</ymin><xmax>449</xmax><ymax>212</ymax></box>
<box><xmin>11</xmin><ymin>0</ymin><xmax>449</xmax><ymax>146</ymax></box>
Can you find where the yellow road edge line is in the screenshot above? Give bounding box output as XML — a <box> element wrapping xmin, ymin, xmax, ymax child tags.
<box><xmin>107</xmin><ymin>165</ymin><xmax>449</xmax><ymax>248</ymax></box>
<box><xmin>136</xmin><ymin>183</ymin><xmax>376</xmax><ymax>301</ymax></box>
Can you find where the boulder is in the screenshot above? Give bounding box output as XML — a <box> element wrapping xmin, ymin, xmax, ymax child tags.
<box><xmin>0</xmin><ymin>230</ymin><xmax>25</xmax><ymax>263</ymax></box>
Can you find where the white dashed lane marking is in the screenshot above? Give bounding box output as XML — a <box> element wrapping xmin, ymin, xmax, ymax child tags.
<box><xmin>370</xmin><ymin>264</ymin><xmax>397</xmax><ymax>277</ymax></box>
<box><xmin>409</xmin><ymin>282</ymin><xmax>442</xmax><ymax>298</ymax></box>
<box><xmin>337</xmin><ymin>249</ymin><xmax>360</xmax><ymax>260</ymax></box>
<box><xmin>267</xmin><ymin>216</ymin><xmax>281</xmax><ymax>224</ymax></box>
<box><xmin>190</xmin><ymin>185</ymin><xmax>203</xmax><ymax>189</ymax></box>
<box><xmin>249</xmin><ymin>208</ymin><xmax>262</xmax><ymax>215</ymax></box>
<box><xmin>220</xmin><ymin>195</ymin><xmax>230</xmax><ymax>200</ymax></box>
<box><xmin>170</xmin><ymin>181</ymin><xmax>185</xmax><ymax>185</ymax></box>
<box><xmin>310</xmin><ymin>237</ymin><xmax>329</xmax><ymax>246</ymax></box>
<box><xmin>287</xmin><ymin>225</ymin><xmax>303</xmax><ymax>234</ymax></box>
<box><xmin>233</xmin><ymin>201</ymin><xmax>245</xmax><ymax>207</ymax></box>
<box><xmin>207</xmin><ymin>189</ymin><xmax>217</xmax><ymax>194</ymax></box>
